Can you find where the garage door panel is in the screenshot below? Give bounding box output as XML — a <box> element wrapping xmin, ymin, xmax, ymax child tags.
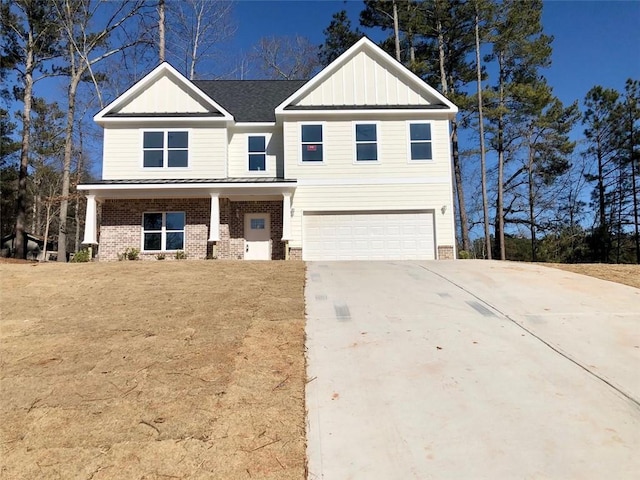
<box><xmin>303</xmin><ymin>211</ymin><xmax>435</xmax><ymax>261</ymax></box>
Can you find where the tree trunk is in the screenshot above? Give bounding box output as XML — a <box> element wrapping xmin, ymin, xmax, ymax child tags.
<box><xmin>628</xmin><ymin>103</ymin><xmax>639</xmax><ymax>263</ymax></box>
<box><xmin>596</xmin><ymin>138</ymin><xmax>608</xmax><ymax>262</ymax></box>
<box><xmin>451</xmin><ymin>121</ymin><xmax>470</xmax><ymax>251</ymax></box>
<box><xmin>474</xmin><ymin>2</ymin><xmax>492</xmax><ymax>259</ymax></box>
<box><xmin>57</xmin><ymin>71</ymin><xmax>81</xmax><ymax>262</ymax></box>
<box><xmin>496</xmin><ymin>53</ymin><xmax>506</xmax><ymax>260</ymax></box>
<box><xmin>43</xmin><ymin>201</ymin><xmax>52</xmax><ymax>262</ymax></box>
<box><xmin>392</xmin><ymin>0</ymin><xmax>400</xmax><ymax>62</ymax></box>
<box><xmin>158</xmin><ymin>0</ymin><xmax>165</xmax><ymax>62</ymax></box>
<box><xmin>14</xmin><ymin>44</ymin><xmax>34</xmax><ymax>260</ymax></box>
<box><xmin>528</xmin><ymin>141</ymin><xmax>536</xmax><ymax>261</ymax></box>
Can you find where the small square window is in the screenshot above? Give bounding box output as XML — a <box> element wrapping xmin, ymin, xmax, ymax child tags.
<box><xmin>409</xmin><ymin>123</ymin><xmax>433</xmax><ymax>161</ymax></box>
<box><xmin>248</xmin><ymin>136</ymin><xmax>267</xmax><ymax>171</ymax></box>
<box><xmin>250</xmin><ymin>218</ymin><xmax>266</xmax><ymax>230</ymax></box>
<box><xmin>301</xmin><ymin>124</ymin><xmax>324</xmax><ymax>162</ymax></box>
<box><xmin>355</xmin><ymin>123</ymin><xmax>378</xmax><ymax>162</ymax></box>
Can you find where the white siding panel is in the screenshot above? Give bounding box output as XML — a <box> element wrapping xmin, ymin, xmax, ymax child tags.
<box><xmin>227</xmin><ymin>127</ymin><xmax>282</xmax><ymax>178</ymax></box>
<box><xmin>295</xmin><ymin>50</ymin><xmax>435</xmax><ymax>107</ymax></box>
<box><xmin>102</xmin><ymin>125</ymin><xmax>226</xmax><ymax>180</ymax></box>
<box><xmin>284</xmin><ymin>118</ymin><xmax>452</xmax><ymax>181</ymax></box>
<box><xmin>118</xmin><ymin>74</ymin><xmax>210</xmax><ymax>114</ymax></box>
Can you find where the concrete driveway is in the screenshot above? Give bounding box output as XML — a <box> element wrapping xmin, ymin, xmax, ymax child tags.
<box><xmin>305</xmin><ymin>261</ymin><xmax>640</xmax><ymax>479</ymax></box>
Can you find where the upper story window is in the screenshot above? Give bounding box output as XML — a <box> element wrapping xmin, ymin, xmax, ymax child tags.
<box><xmin>301</xmin><ymin>124</ymin><xmax>323</xmax><ymax>162</ymax></box>
<box><xmin>143</xmin><ymin>131</ymin><xmax>188</xmax><ymax>168</ymax></box>
<box><xmin>355</xmin><ymin>123</ymin><xmax>378</xmax><ymax>162</ymax></box>
<box><xmin>142</xmin><ymin>212</ymin><xmax>185</xmax><ymax>251</ymax></box>
<box><xmin>408</xmin><ymin>123</ymin><xmax>432</xmax><ymax>161</ymax></box>
<box><xmin>248</xmin><ymin>135</ymin><xmax>266</xmax><ymax>171</ymax></box>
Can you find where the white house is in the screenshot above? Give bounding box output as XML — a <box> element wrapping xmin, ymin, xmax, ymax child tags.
<box><xmin>78</xmin><ymin>37</ymin><xmax>458</xmax><ymax>261</ymax></box>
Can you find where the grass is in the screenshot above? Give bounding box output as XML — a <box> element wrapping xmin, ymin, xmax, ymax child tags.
<box><xmin>544</xmin><ymin>263</ymin><xmax>640</xmax><ymax>290</ymax></box>
<box><xmin>0</xmin><ymin>261</ymin><xmax>306</xmax><ymax>480</ymax></box>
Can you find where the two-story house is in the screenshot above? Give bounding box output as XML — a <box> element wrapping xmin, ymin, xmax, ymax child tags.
<box><xmin>78</xmin><ymin>37</ymin><xmax>458</xmax><ymax>261</ymax></box>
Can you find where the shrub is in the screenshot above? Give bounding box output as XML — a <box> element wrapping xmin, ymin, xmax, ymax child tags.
<box><xmin>118</xmin><ymin>247</ymin><xmax>140</xmax><ymax>261</ymax></box>
<box><xmin>70</xmin><ymin>248</ymin><xmax>91</xmax><ymax>263</ymax></box>
<box><xmin>175</xmin><ymin>250</ymin><xmax>187</xmax><ymax>260</ymax></box>
<box><xmin>156</xmin><ymin>253</ymin><xmax>166</xmax><ymax>260</ymax></box>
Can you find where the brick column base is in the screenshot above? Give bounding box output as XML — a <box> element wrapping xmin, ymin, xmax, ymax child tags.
<box><xmin>437</xmin><ymin>245</ymin><xmax>455</xmax><ymax>260</ymax></box>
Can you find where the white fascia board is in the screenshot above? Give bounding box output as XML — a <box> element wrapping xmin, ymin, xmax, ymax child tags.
<box><xmin>77</xmin><ymin>182</ymin><xmax>297</xmax><ymax>191</ymax></box>
<box><xmin>93</xmin><ymin>62</ymin><xmax>234</xmax><ymax>122</ymax></box>
<box><xmin>296</xmin><ymin>177</ymin><xmax>451</xmax><ymax>186</ymax></box>
<box><xmin>235</xmin><ymin>122</ymin><xmax>277</xmax><ymax>128</ymax></box>
<box><xmin>96</xmin><ymin>116</ymin><xmax>230</xmax><ymax>126</ymax></box>
<box><xmin>276</xmin><ymin>108</ymin><xmax>456</xmax><ymax>117</ymax></box>
<box><xmin>275</xmin><ymin>37</ymin><xmax>458</xmax><ymax>114</ymax></box>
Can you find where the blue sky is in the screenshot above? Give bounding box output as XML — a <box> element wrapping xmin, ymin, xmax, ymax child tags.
<box><xmin>230</xmin><ymin>0</ymin><xmax>640</xmax><ymax>109</ymax></box>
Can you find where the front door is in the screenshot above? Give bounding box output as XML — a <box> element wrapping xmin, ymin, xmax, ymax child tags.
<box><xmin>244</xmin><ymin>213</ymin><xmax>271</xmax><ymax>260</ymax></box>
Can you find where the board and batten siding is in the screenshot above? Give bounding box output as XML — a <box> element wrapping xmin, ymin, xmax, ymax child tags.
<box><xmin>117</xmin><ymin>74</ymin><xmax>211</xmax><ymax>114</ymax></box>
<box><xmin>101</xmin><ymin>124</ymin><xmax>227</xmax><ymax>180</ymax></box>
<box><xmin>289</xmin><ymin>183</ymin><xmax>455</xmax><ymax>250</ymax></box>
<box><xmin>227</xmin><ymin>126</ymin><xmax>284</xmax><ymax>178</ymax></box>
<box><xmin>294</xmin><ymin>50</ymin><xmax>432</xmax><ymax>107</ymax></box>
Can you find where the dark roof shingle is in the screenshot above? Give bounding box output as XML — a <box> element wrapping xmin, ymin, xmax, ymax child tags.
<box><xmin>193</xmin><ymin>80</ymin><xmax>307</xmax><ymax>122</ymax></box>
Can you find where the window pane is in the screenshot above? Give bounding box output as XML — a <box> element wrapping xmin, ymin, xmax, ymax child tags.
<box><xmin>302</xmin><ymin>143</ymin><xmax>323</xmax><ymax>162</ymax></box>
<box><xmin>250</xmin><ymin>218</ymin><xmax>266</xmax><ymax>229</ymax></box>
<box><xmin>410</xmin><ymin>123</ymin><xmax>431</xmax><ymax>141</ymax></box>
<box><xmin>166</xmin><ymin>232</ymin><xmax>184</xmax><ymax>250</ymax></box>
<box><xmin>168</xmin><ymin>150</ymin><xmax>188</xmax><ymax>167</ymax></box>
<box><xmin>143</xmin><ymin>213</ymin><xmax>163</xmax><ymax>230</ymax></box>
<box><xmin>302</xmin><ymin>124</ymin><xmax>322</xmax><ymax>143</ymax></box>
<box><xmin>411</xmin><ymin>142</ymin><xmax>432</xmax><ymax>160</ymax></box>
<box><xmin>168</xmin><ymin>131</ymin><xmax>188</xmax><ymax>148</ymax></box>
<box><xmin>356</xmin><ymin>124</ymin><xmax>377</xmax><ymax>142</ymax></box>
<box><xmin>166</xmin><ymin>212</ymin><xmax>185</xmax><ymax>230</ymax></box>
<box><xmin>144</xmin><ymin>150</ymin><xmax>164</xmax><ymax>167</ymax></box>
<box><xmin>143</xmin><ymin>131</ymin><xmax>164</xmax><ymax>149</ymax></box>
<box><xmin>248</xmin><ymin>136</ymin><xmax>266</xmax><ymax>153</ymax></box>
<box><xmin>356</xmin><ymin>143</ymin><xmax>378</xmax><ymax>161</ymax></box>
<box><xmin>144</xmin><ymin>232</ymin><xmax>162</xmax><ymax>250</ymax></box>
<box><xmin>249</xmin><ymin>153</ymin><xmax>266</xmax><ymax>171</ymax></box>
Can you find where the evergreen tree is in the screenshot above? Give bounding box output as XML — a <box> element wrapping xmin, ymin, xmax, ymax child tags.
<box><xmin>319</xmin><ymin>10</ymin><xmax>363</xmax><ymax>66</ymax></box>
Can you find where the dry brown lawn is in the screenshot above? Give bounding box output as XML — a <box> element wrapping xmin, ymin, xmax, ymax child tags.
<box><xmin>544</xmin><ymin>263</ymin><xmax>640</xmax><ymax>290</ymax></box>
<box><xmin>0</xmin><ymin>261</ymin><xmax>306</xmax><ymax>479</ymax></box>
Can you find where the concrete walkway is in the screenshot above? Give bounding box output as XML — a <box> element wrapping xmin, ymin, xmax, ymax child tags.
<box><xmin>305</xmin><ymin>261</ymin><xmax>640</xmax><ymax>479</ymax></box>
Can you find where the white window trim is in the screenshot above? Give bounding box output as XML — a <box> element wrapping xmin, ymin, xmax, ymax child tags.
<box><xmin>141</xmin><ymin>211</ymin><xmax>186</xmax><ymax>252</ymax></box>
<box><xmin>299</xmin><ymin>121</ymin><xmax>326</xmax><ymax>165</ymax></box>
<box><xmin>246</xmin><ymin>133</ymin><xmax>272</xmax><ymax>175</ymax></box>
<box><xmin>352</xmin><ymin>121</ymin><xmax>381</xmax><ymax>164</ymax></box>
<box><xmin>141</xmin><ymin>129</ymin><xmax>191</xmax><ymax>169</ymax></box>
<box><xmin>406</xmin><ymin>121</ymin><xmax>434</xmax><ymax>163</ymax></box>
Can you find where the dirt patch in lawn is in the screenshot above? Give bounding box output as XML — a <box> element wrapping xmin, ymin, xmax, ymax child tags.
<box><xmin>0</xmin><ymin>261</ymin><xmax>306</xmax><ymax>479</ymax></box>
<box><xmin>544</xmin><ymin>263</ymin><xmax>640</xmax><ymax>290</ymax></box>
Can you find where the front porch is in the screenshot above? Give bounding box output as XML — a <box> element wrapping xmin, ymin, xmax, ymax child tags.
<box><xmin>78</xmin><ymin>179</ymin><xmax>295</xmax><ymax>261</ymax></box>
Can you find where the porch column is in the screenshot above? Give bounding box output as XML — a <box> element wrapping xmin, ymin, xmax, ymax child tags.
<box><xmin>82</xmin><ymin>194</ymin><xmax>98</xmax><ymax>244</ymax></box>
<box><xmin>282</xmin><ymin>192</ymin><xmax>292</xmax><ymax>241</ymax></box>
<box><xmin>208</xmin><ymin>193</ymin><xmax>220</xmax><ymax>241</ymax></box>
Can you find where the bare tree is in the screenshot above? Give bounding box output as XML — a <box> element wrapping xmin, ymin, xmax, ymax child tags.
<box><xmin>252</xmin><ymin>35</ymin><xmax>319</xmax><ymax>80</ymax></box>
<box><xmin>158</xmin><ymin>0</ymin><xmax>165</xmax><ymax>62</ymax></box>
<box><xmin>55</xmin><ymin>0</ymin><xmax>148</xmax><ymax>261</ymax></box>
<box><xmin>166</xmin><ymin>0</ymin><xmax>235</xmax><ymax>80</ymax></box>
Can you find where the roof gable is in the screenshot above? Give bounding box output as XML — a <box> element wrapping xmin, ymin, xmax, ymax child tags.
<box><xmin>94</xmin><ymin>63</ymin><xmax>233</xmax><ymax>123</ymax></box>
<box><xmin>276</xmin><ymin>37</ymin><xmax>457</xmax><ymax>114</ymax></box>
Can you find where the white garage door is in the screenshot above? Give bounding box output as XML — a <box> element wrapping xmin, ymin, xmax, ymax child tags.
<box><xmin>303</xmin><ymin>211</ymin><xmax>435</xmax><ymax>260</ymax></box>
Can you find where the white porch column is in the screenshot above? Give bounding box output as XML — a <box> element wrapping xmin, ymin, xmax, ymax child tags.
<box><xmin>82</xmin><ymin>194</ymin><xmax>98</xmax><ymax>244</ymax></box>
<box><xmin>282</xmin><ymin>192</ymin><xmax>292</xmax><ymax>241</ymax></box>
<box><xmin>208</xmin><ymin>193</ymin><xmax>220</xmax><ymax>241</ymax></box>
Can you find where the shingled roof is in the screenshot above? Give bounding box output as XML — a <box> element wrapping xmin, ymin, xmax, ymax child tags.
<box><xmin>193</xmin><ymin>80</ymin><xmax>307</xmax><ymax>123</ymax></box>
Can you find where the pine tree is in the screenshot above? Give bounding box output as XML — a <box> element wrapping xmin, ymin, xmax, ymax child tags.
<box><xmin>319</xmin><ymin>10</ymin><xmax>363</xmax><ymax>66</ymax></box>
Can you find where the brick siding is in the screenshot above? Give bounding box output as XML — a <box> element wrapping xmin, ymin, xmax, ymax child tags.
<box><xmin>437</xmin><ymin>245</ymin><xmax>455</xmax><ymax>260</ymax></box>
<box><xmin>98</xmin><ymin>197</ymin><xmax>285</xmax><ymax>261</ymax></box>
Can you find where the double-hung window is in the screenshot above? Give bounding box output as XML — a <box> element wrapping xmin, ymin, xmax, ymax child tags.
<box><xmin>248</xmin><ymin>135</ymin><xmax>266</xmax><ymax>171</ymax></box>
<box><xmin>142</xmin><ymin>212</ymin><xmax>185</xmax><ymax>251</ymax></box>
<box><xmin>408</xmin><ymin>123</ymin><xmax>432</xmax><ymax>161</ymax></box>
<box><xmin>143</xmin><ymin>131</ymin><xmax>188</xmax><ymax>168</ymax></box>
<box><xmin>355</xmin><ymin>123</ymin><xmax>378</xmax><ymax>162</ymax></box>
<box><xmin>301</xmin><ymin>124</ymin><xmax>323</xmax><ymax>162</ymax></box>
